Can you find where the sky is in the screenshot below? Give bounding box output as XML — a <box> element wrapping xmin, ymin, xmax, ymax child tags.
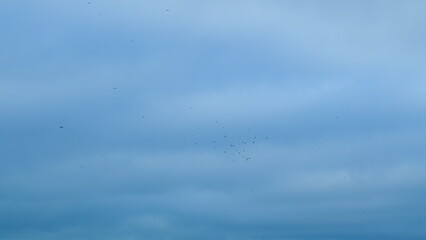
<box><xmin>1</xmin><ymin>0</ymin><xmax>426</xmax><ymax>239</ymax></box>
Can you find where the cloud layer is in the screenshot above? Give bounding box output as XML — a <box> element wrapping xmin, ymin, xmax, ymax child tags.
<box><xmin>1</xmin><ymin>1</ymin><xmax>426</xmax><ymax>239</ymax></box>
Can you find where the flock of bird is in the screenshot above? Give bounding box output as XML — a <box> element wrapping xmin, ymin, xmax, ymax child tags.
<box><xmin>58</xmin><ymin>95</ymin><xmax>268</xmax><ymax>163</ymax></box>
<box><xmin>58</xmin><ymin>2</ymin><xmax>269</xmax><ymax>163</ymax></box>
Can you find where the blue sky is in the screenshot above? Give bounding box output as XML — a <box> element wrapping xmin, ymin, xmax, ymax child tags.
<box><xmin>1</xmin><ymin>1</ymin><xmax>426</xmax><ymax>239</ymax></box>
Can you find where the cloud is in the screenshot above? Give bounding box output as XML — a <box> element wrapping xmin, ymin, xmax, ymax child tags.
<box><xmin>1</xmin><ymin>1</ymin><xmax>426</xmax><ymax>239</ymax></box>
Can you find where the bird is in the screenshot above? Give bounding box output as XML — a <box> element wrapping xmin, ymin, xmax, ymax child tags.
<box><xmin>59</xmin><ymin>126</ymin><xmax>64</xmax><ymax>129</ymax></box>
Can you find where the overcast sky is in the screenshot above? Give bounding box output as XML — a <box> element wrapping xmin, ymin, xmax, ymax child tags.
<box><xmin>1</xmin><ymin>1</ymin><xmax>426</xmax><ymax>239</ymax></box>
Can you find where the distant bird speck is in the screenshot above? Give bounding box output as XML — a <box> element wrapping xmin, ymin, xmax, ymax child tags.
<box><xmin>59</xmin><ymin>126</ymin><xmax>64</xmax><ymax>129</ymax></box>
